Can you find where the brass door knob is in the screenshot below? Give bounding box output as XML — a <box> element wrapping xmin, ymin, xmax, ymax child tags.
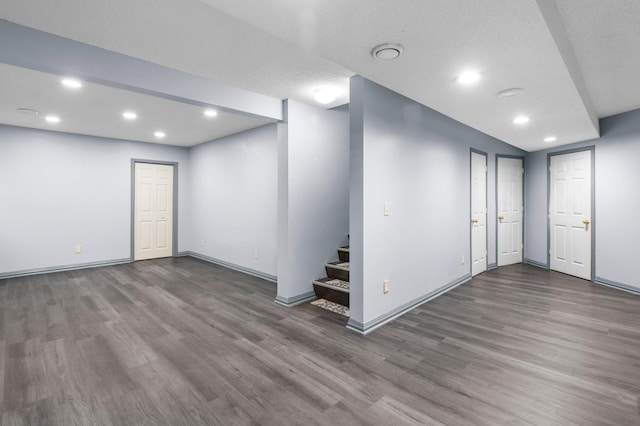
<box><xmin>498</xmin><ymin>216</ymin><xmax>504</xmax><ymax>221</ymax></box>
<box><xmin>583</xmin><ymin>219</ymin><xmax>590</xmax><ymax>225</ymax></box>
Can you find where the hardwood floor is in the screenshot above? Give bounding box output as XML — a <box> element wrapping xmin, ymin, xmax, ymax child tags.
<box><xmin>1</xmin><ymin>258</ymin><xmax>639</xmax><ymax>425</ymax></box>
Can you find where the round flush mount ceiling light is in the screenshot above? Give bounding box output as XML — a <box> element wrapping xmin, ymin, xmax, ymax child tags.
<box><xmin>45</xmin><ymin>115</ymin><xmax>60</xmax><ymax>123</ymax></box>
<box><xmin>371</xmin><ymin>43</ymin><xmax>404</xmax><ymax>61</ymax></box>
<box><xmin>513</xmin><ymin>115</ymin><xmax>530</xmax><ymax>125</ymax></box>
<box><xmin>62</xmin><ymin>78</ymin><xmax>83</xmax><ymax>89</ymax></box>
<box><xmin>497</xmin><ymin>87</ymin><xmax>524</xmax><ymax>98</ymax></box>
<box><xmin>204</xmin><ymin>109</ymin><xmax>218</xmax><ymax>118</ymax></box>
<box><xmin>154</xmin><ymin>131</ymin><xmax>166</xmax><ymax>139</ymax></box>
<box><xmin>544</xmin><ymin>136</ymin><xmax>557</xmax><ymax>143</ymax></box>
<box><xmin>457</xmin><ymin>70</ymin><xmax>481</xmax><ymax>85</ymax></box>
<box><xmin>313</xmin><ymin>87</ymin><xmax>337</xmax><ymax>104</ymax></box>
<box><xmin>122</xmin><ymin>111</ymin><xmax>137</xmax><ymax>120</ymax></box>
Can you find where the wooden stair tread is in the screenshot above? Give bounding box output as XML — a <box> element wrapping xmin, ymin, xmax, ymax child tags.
<box><xmin>312</xmin><ymin>243</ymin><xmax>351</xmax><ymax>308</ymax></box>
<box><xmin>313</xmin><ymin>277</ymin><xmax>350</xmax><ymax>293</ymax></box>
<box><xmin>326</xmin><ymin>261</ymin><xmax>349</xmax><ymax>270</ymax></box>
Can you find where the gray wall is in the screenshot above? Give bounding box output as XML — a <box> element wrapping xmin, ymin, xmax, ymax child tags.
<box><xmin>525</xmin><ymin>108</ymin><xmax>640</xmax><ymax>290</ymax></box>
<box><xmin>276</xmin><ymin>100</ymin><xmax>350</xmax><ymax>305</ymax></box>
<box><xmin>348</xmin><ymin>77</ymin><xmax>524</xmax><ymax>332</ymax></box>
<box><xmin>0</xmin><ymin>124</ymin><xmax>189</xmax><ymax>276</ymax></box>
<box><xmin>188</xmin><ymin>125</ymin><xmax>278</xmax><ymax>278</ymax></box>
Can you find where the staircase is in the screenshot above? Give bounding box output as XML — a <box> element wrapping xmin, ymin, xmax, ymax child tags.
<box><xmin>312</xmin><ymin>246</ymin><xmax>350</xmax><ymax>307</ymax></box>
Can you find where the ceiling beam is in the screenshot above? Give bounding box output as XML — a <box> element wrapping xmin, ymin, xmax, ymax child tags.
<box><xmin>0</xmin><ymin>19</ymin><xmax>283</xmax><ymax>121</ymax></box>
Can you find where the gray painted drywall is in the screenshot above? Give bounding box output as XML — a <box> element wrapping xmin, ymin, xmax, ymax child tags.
<box><xmin>525</xmin><ymin>108</ymin><xmax>640</xmax><ymax>290</ymax></box>
<box><xmin>188</xmin><ymin>124</ymin><xmax>278</xmax><ymax>277</ymax></box>
<box><xmin>348</xmin><ymin>77</ymin><xmax>365</xmax><ymax>323</ymax></box>
<box><xmin>0</xmin><ymin>124</ymin><xmax>189</xmax><ymax>275</ymax></box>
<box><xmin>0</xmin><ymin>19</ymin><xmax>282</xmax><ymax>120</ymax></box>
<box><xmin>276</xmin><ymin>99</ymin><xmax>350</xmax><ymax>304</ymax></box>
<box><xmin>348</xmin><ymin>76</ymin><xmax>524</xmax><ymax>329</ymax></box>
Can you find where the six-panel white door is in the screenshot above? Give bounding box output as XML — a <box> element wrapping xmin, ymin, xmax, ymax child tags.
<box><xmin>471</xmin><ymin>152</ymin><xmax>487</xmax><ymax>276</ymax></box>
<box><xmin>134</xmin><ymin>163</ymin><xmax>174</xmax><ymax>261</ymax></box>
<box><xmin>549</xmin><ymin>151</ymin><xmax>592</xmax><ymax>280</ymax></box>
<box><xmin>497</xmin><ymin>157</ymin><xmax>523</xmax><ymax>266</ymax></box>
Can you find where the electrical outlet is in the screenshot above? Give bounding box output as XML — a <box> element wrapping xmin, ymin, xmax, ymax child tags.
<box><xmin>383</xmin><ymin>280</ymin><xmax>389</xmax><ymax>294</ymax></box>
<box><xmin>201</xmin><ymin>240</ymin><xmax>205</xmax><ymax>247</ymax></box>
<box><xmin>254</xmin><ymin>250</ymin><xmax>259</xmax><ymax>259</ymax></box>
<box><xmin>384</xmin><ymin>203</ymin><xmax>390</xmax><ymax>216</ymax></box>
<box><xmin>461</xmin><ymin>255</ymin><xmax>465</xmax><ymax>265</ymax></box>
<box><xmin>75</xmin><ymin>245</ymin><xmax>82</xmax><ymax>254</ymax></box>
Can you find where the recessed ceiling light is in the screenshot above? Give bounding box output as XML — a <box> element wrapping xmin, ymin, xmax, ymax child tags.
<box><xmin>204</xmin><ymin>109</ymin><xmax>218</xmax><ymax>117</ymax></box>
<box><xmin>62</xmin><ymin>78</ymin><xmax>83</xmax><ymax>89</ymax></box>
<box><xmin>371</xmin><ymin>43</ymin><xmax>404</xmax><ymax>61</ymax></box>
<box><xmin>497</xmin><ymin>88</ymin><xmax>524</xmax><ymax>98</ymax></box>
<box><xmin>17</xmin><ymin>108</ymin><xmax>39</xmax><ymax>115</ymax></box>
<box><xmin>544</xmin><ymin>136</ymin><xmax>557</xmax><ymax>142</ymax></box>
<box><xmin>45</xmin><ymin>115</ymin><xmax>60</xmax><ymax>123</ymax></box>
<box><xmin>513</xmin><ymin>115</ymin><xmax>530</xmax><ymax>125</ymax></box>
<box><xmin>457</xmin><ymin>70</ymin><xmax>481</xmax><ymax>85</ymax></box>
<box><xmin>313</xmin><ymin>87</ymin><xmax>337</xmax><ymax>104</ymax></box>
<box><xmin>122</xmin><ymin>111</ymin><xmax>137</xmax><ymax>120</ymax></box>
<box><xmin>154</xmin><ymin>131</ymin><xmax>166</xmax><ymax>138</ymax></box>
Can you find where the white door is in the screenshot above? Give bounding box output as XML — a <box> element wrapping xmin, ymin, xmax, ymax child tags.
<box><xmin>134</xmin><ymin>163</ymin><xmax>174</xmax><ymax>261</ymax></box>
<box><xmin>549</xmin><ymin>151</ymin><xmax>592</xmax><ymax>280</ymax></box>
<box><xmin>497</xmin><ymin>157</ymin><xmax>523</xmax><ymax>266</ymax></box>
<box><xmin>471</xmin><ymin>152</ymin><xmax>487</xmax><ymax>276</ymax></box>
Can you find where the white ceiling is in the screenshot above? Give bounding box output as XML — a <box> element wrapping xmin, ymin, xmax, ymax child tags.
<box><xmin>1</xmin><ymin>0</ymin><xmax>639</xmax><ymax>151</ymax></box>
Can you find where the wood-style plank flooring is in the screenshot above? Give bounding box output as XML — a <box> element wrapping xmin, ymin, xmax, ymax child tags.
<box><xmin>1</xmin><ymin>258</ymin><xmax>639</xmax><ymax>425</ymax></box>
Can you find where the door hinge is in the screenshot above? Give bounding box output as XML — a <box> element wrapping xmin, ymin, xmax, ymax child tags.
<box><xmin>485</xmin><ymin>208</ymin><xmax>488</xmax><ymax>214</ymax></box>
<box><xmin>485</xmin><ymin>249</ymin><xmax>488</xmax><ymax>256</ymax></box>
<box><xmin>521</xmin><ymin>243</ymin><xmax>524</xmax><ymax>249</ymax></box>
<box><xmin>548</xmin><ymin>249</ymin><xmax>551</xmax><ymax>255</ymax></box>
<box><xmin>521</xmin><ymin>206</ymin><xmax>524</xmax><ymax>212</ymax></box>
<box><xmin>521</xmin><ymin>168</ymin><xmax>525</xmax><ymax>174</ymax></box>
<box><xmin>548</xmin><ymin>165</ymin><xmax>552</xmax><ymax>172</ymax></box>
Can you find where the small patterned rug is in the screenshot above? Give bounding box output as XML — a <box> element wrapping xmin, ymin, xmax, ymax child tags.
<box><xmin>310</xmin><ymin>298</ymin><xmax>350</xmax><ymax>317</ymax></box>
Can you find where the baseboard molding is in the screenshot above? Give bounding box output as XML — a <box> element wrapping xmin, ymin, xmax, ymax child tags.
<box><xmin>594</xmin><ymin>277</ymin><xmax>640</xmax><ymax>297</ymax></box>
<box><xmin>0</xmin><ymin>258</ymin><xmax>132</xmax><ymax>280</ymax></box>
<box><xmin>524</xmin><ymin>258</ymin><xmax>548</xmax><ymax>269</ymax></box>
<box><xmin>186</xmin><ymin>251</ymin><xmax>277</xmax><ymax>283</ymax></box>
<box><xmin>488</xmin><ymin>263</ymin><xmax>497</xmax><ymax>270</ymax></box>
<box><xmin>274</xmin><ymin>291</ymin><xmax>317</xmax><ymax>307</ymax></box>
<box><xmin>346</xmin><ymin>273</ymin><xmax>472</xmax><ymax>335</ymax></box>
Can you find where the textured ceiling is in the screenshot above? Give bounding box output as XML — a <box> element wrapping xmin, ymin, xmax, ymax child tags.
<box><xmin>0</xmin><ymin>63</ymin><xmax>271</xmax><ymax>147</ymax></box>
<box><xmin>1</xmin><ymin>0</ymin><xmax>639</xmax><ymax>151</ymax></box>
<box><xmin>556</xmin><ymin>0</ymin><xmax>640</xmax><ymax>118</ymax></box>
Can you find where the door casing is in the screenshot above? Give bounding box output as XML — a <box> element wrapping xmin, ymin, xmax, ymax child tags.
<box><xmin>496</xmin><ymin>155</ymin><xmax>525</xmax><ymax>267</ymax></box>
<box><xmin>547</xmin><ymin>147</ymin><xmax>595</xmax><ymax>280</ymax></box>
<box><xmin>470</xmin><ymin>149</ymin><xmax>488</xmax><ymax>276</ymax></box>
<box><xmin>131</xmin><ymin>159</ymin><xmax>179</xmax><ymax>261</ymax></box>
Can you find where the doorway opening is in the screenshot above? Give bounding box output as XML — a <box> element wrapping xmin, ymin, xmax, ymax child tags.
<box><xmin>497</xmin><ymin>155</ymin><xmax>524</xmax><ymax>267</ymax></box>
<box><xmin>132</xmin><ymin>160</ymin><xmax>178</xmax><ymax>261</ymax></box>
<box><xmin>471</xmin><ymin>150</ymin><xmax>488</xmax><ymax>276</ymax></box>
<box><xmin>548</xmin><ymin>148</ymin><xmax>594</xmax><ymax>280</ymax></box>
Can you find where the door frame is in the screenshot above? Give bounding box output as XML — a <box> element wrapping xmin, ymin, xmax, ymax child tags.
<box><xmin>546</xmin><ymin>147</ymin><xmax>595</xmax><ymax>279</ymax></box>
<box><xmin>495</xmin><ymin>154</ymin><xmax>525</xmax><ymax>265</ymax></box>
<box><xmin>470</xmin><ymin>148</ymin><xmax>488</xmax><ymax>276</ymax></box>
<box><xmin>131</xmin><ymin>159</ymin><xmax>179</xmax><ymax>261</ymax></box>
